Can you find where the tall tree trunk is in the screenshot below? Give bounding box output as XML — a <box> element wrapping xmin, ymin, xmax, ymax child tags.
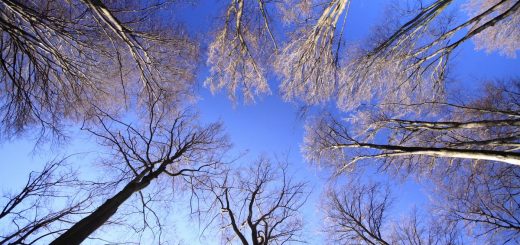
<box><xmin>338</xmin><ymin>143</ymin><xmax>520</xmax><ymax>166</ymax></box>
<box><xmin>50</xmin><ymin>179</ymin><xmax>150</xmax><ymax>245</ymax></box>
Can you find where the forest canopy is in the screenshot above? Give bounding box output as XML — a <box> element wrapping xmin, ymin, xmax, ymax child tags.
<box><xmin>0</xmin><ymin>0</ymin><xmax>519</xmax><ymax>244</ymax></box>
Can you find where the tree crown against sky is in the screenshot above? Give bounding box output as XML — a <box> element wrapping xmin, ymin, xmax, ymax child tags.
<box><xmin>200</xmin><ymin>157</ymin><xmax>309</xmax><ymax>245</ymax></box>
<box><xmin>1</xmin><ymin>0</ymin><xmax>518</xmax><ymax>137</ymax></box>
<box><xmin>206</xmin><ymin>0</ymin><xmax>520</xmax><ymax>107</ymax></box>
<box><xmin>0</xmin><ymin>0</ymin><xmax>519</xmax><ymax>244</ymax></box>
<box><xmin>0</xmin><ymin>0</ymin><xmax>198</xmax><ymax>140</ymax></box>
<box><xmin>304</xmin><ymin>79</ymin><xmax>520</xmax><ymax>173</ymax></box>
<box><xmin>324</xmin><ymin>179</ymin><xmax>465</xmax><ymax>245</ymax></box>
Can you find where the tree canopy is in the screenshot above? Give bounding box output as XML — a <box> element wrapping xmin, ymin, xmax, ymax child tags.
<box><xmin>1</xmin><ymin>0</ymin><xmax>519</xmax><ymax>244</ymax></box>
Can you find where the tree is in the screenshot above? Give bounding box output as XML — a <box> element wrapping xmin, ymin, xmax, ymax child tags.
<box><xmin>205</xmin><ymin>157</ymin><xmax>308</xmax><ymax>244</ymax></box>
<box><xmin>3</xmin><ymin>0</ymin><xmax>519</xmax><ymax>132</ymax></box>
<box><xmin>204</xmin><ymin>0</ymin><xmax>349</xmax><ymax>103</ymax></box>
<box><xmin>465</xmin><ymin>0</ymin><xmax>520</xmax><ymax>57</ymax></box>
<box><xmin>333</xmin><ymin>0</ymin><xmax>520</xmax><ymax>110</ymax></box>
<box><xmin>313</xmin><ymin>80</ymin><xmax>520</xmax><ymax>243</ymax></box>
<box><xmin>206</xmin><ymin>0</ymin><xmax>276</xmax><ymax>102</ymax></box>
<box><xmin>0</xmin><ymin>159</ymin><xmax>96</xmax><ymax>244</ymax></box>
<box><xmin>324</xmin><ymin>180</ymin><xmax>463</xmax><ymax>244</ymax></box>
<box><xmin>48</xmin><ymin>98</ymin><xmax>229</xmax><ymax>244</ymax></box>
<box><xmin>275</xmin><ymin>0</ymin><xmax>350</xmax><ymax>104</ymax></box>
<box><xmin>0</xmin><ymin>0</ymin><xmax>198</xmax><ymax>139</ymax></box>
<box><xmin>1</xmin><ymin>1</ymin><xmax>229</xmax><ymax>243</ymax></box>
<box><xmin>2</xmin><ymin>0</ymin><xmax>519</xmax><ymax>243</ymax></box>
<box><xmin>0</xmin><ymin>99</ymin><xmax>229</xmax><ymax>244</ymax></box>
<box><xmin>207</xmin><ymin>0</ymin><xmax>519</xmax><ymax>108</ymax></box>
<box><xmin>304</xmin><ymin>80</ymin><xmax>520</xmax><ymax>175</ymax></box>
<box><xmin>205</xmin><ymin>0</ymin><xmax>356</xmax><ymax>104</ymax></box>
<box><xmin>433</xmin><ymin>161</ymin><xmax>520</xmax><ymax>243</ymax></box>
<box><xmin>324</xmin><ymin>181</ymin><xmax>391</xmax><ymax>244</ymax></box>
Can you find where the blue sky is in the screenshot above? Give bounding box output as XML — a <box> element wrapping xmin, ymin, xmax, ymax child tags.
<box><xmin>1</xmin><ymin>0</ymin><xmax>520</xmax><ymax>244</ymax></box>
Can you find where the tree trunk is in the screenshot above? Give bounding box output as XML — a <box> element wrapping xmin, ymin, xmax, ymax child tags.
<box><xmin>345</xmin><ymin>143</ymin><xmax>520</xmax><ymax>166</ymax></box>
<box><xmin>50</xmin><ymin>180</ymin><xmax>149</xmax><ymax>245</ymax></box>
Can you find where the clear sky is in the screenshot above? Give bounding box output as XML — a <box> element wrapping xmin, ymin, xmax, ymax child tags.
<box><xmin>1</xmin><ymin>1</ymin><xmax>519</xmax><ymax>244</ymax></box>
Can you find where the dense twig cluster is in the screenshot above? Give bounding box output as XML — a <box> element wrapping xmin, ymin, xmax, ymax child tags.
<box><xmin>206</xmin><ymin>0</ymin><xmax>275</xmax><ymax>102</ymax></box>
<box><xmin>0</xmin><ymin>0</ymin><xmax>198</xmax><ymax>139</ymax></box>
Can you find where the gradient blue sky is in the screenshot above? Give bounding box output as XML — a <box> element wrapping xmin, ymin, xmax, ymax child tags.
<box><xmin>1</xmin><ymin>1</ymin><xmax>519</xmax><ymax>244</ymax></box>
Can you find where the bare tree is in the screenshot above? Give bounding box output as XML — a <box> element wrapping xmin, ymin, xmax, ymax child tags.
<box><xmin>324</xmin><ymin>180</ymin><xmax>391</xmax><ymax>244</ymax></box>
<box><xmin>46</xmin><ymin>97</ymin><xmax>229</xmax><ymax>244</ymax></box>
<box><xmin>465</xmin><ymin>0</ymin><xmax>520</xmax><ymax>57</ymax></box>
<box><xmin>206</xmin><ymin>0</ymin><xmax>277</xmax><ymax>102</ymax></box>
<box><xmin>304</xmin><ymin>80</ymin><xmax>520</xmax><ymax>176</ymax></box>
<box><xmin>389</xmin><ymin>209</ymin><xmax>462</xmax><ymax>245</ymax></box>
<box><xmin>205</xmin><ymin>0</ymin><xmax>351</xmax><ymax>104</ymax></box>
<box><xmin>0</xmin><ymin>0</ymin><xmax>198</xmax><ymax>139</ymax></box>
<box><xmin>0</xmin><ymin>159</ymin><xmax>96</xmax><ymax>245</ymax></box>
<box><xmin>205</xmin><ymin>157</ymin><xmax>308</xmax><ymax>245</ymax></box>
<box><xmin>203</xmin><ymin>0</ymin><xmax>520</xmax><ymax>112</ymax></box>
<box><xmin>275</xmin><ymin>0</ymin><xmax>350</xmax><ymax>104</ymax></box>
<box><xmin>368</xmin><ymin>0</ymin><xmax>520</xmax><ymax>61</ymax></box>
<box><xmin>324</xmin><ymin>180</ymin><xmax>463</xmax><ymax>244</ymax></box>
<box><xmin>434</xmin><ymin>162</ymin><xmax>520</xmax><ymax>243</ymax></box>
<box><xmin>334</xmin><ymin>0</ymin><xmax>520</xmax><ymax>111</ymax></box>
<box><xmin>312</xmin><ymin>79</ymin><xmax>520</xmax><ymax>243</ymax></box>
<box><xmin>4</xmin><ymin>0</ymin><xmax>517</xmax><ymax>121</ymax></box>
<box><xmin>276</xmin><ymin>0</ymin><xmax>520</xmax><ymax>111</ymax></box>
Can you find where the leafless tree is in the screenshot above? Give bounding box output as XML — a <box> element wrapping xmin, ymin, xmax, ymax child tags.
<box><xmin>0</xmin><ymin>0</ymin><xmax>198</xmax><ymax>139</ymax></box>
<box><xmin>311</xmin><ymin>79</ymin><xmax>520</xmax><ymax>242</ymax></box>
<box><xmin>206</xmin><ymin>0</ymin><xmax>277</xmax><ymax>102</ymax></box>
<box><xmin>369</xmin><ymin>0</ymin><xmax>520</xmax><ymax>61</ymax></box>
<box><xmin>0</xmin><ymin>158</ymin><xmax>96</xmax><ymax>245</ymax></box>
<box><xmin>433</xmin><ymin>162</ymin><xmax>520</xmax><ymax>243</ymax></box>
<box><xmin>324</xmin><ymin>180</ymin><xmax>463</xmax><ymax>244</ymax></box>
<box><xmin>205</xmin><ymin>0</ymin><xmax>353</xmax><ymax>104</ymax></box>
<box><xmin>204</xmin><ymin>157</ymin><xmax>308</xmax><ymax>245</ymax></box>
<box><xmin>274</xmin><ymin>0</ymin><xmax>520</xmax><ymax>111</ymax></box>
<box><xmin>334</xmin><ymin>0</ymin><xmax>520</xmax><ymax>111</ymax></box>
<box><xmin>388</xmin><ymin>209</ymin><xmax>463</xmax><ymax>245</ymax></box>
<box><xmin>465</xmin><ymin>0</ymin><xmax>520</xmax><ymax>57</ymax></box>
<box><xmin>4</xmin><ymin>0</ymin><xmax>517</xmax><ymax>122</ymax></box>
<box><xmin>46</xmin><ymin>97</ymin><xmax>229</xmax><ymax>244</ymax></box>
<box><xmin>324</xmin><ymin>181</ymin><xmax>391</xmax><ymax>244</ymax></box>
<box><xmin>304</xmin><ymin>79</ymin><xmax>520</xmax><ymax>176</ymax></box>
<box><xmin>275</xmin><ymin>0</ymin><xmax>350</xmax><ymax>104</ymax></box>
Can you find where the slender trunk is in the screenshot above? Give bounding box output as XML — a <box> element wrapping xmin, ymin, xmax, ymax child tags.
<box><xmin>337</xmin><ymin>143</ymin><xmax>520</xmax><ymax>166</ymax></box>
<box><xmin>50</xmin><ymin>156</ymin><xmax>173</xmax><ymax>245</ymax></box>
<box><xmin>50</xmin><ymin>179</ymin><xmax>149</xmax><ymax>245</ymax></box>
